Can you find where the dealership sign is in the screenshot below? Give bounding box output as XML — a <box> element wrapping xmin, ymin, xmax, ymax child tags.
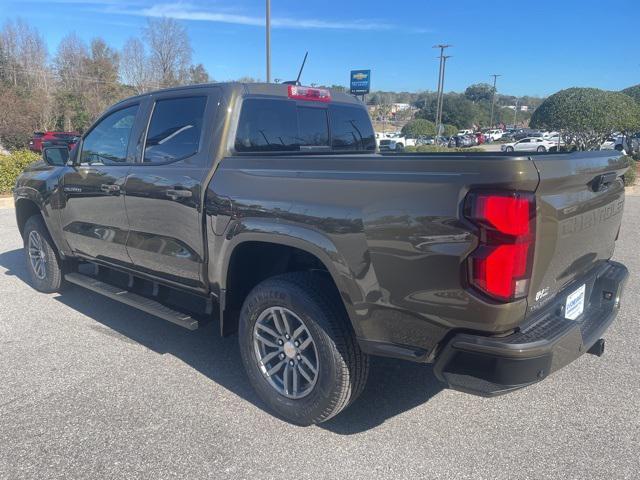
<box><xmin>350</xmin><ymin>70</ymin><xmax>371</xmax><ymax>95</ymax></box>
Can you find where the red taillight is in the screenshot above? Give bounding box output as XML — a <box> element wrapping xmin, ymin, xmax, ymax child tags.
<box><xmin>287</xmin><ymin>85</ymin><xmax>331</xmax><ymax>102</ymax></box>
<box><xmin>465</xmin><ymin>191</ymin><xmax>535</xmax><ymax>302</ymax></box>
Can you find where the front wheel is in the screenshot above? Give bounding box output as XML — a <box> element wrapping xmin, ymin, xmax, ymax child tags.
<box><xmin>238</xmin><ymin>272</ymin><xmax>369</xmax><ymax>425</ymax></box>
<box><xmin>537</xmin><ymin>146</ymin><xmax>546</xmax><ymax>152</ymax></box>
<box><xmin>505</xmin><ymin>146</ymin><xmax>515</xmax><ymax>152</ymax></box>
<box><xmin>23</xmin><ymin>215</ymin><xmax>64</xmax><ymax>293</ymax></box>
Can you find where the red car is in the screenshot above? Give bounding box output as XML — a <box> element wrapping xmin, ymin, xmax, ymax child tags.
<box><xmin>29</xmin><ymin>131</ymin><xmax>80</xmax><ymax>153</ymax></box>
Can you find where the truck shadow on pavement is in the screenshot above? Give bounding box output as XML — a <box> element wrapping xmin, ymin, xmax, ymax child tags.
<box><xmin>0</xmin><ymin>247</ymin><xmax>443</xmax><ymax>434</ymax></box>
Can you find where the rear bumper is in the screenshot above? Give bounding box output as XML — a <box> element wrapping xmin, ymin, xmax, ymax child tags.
<box><xmin>433</xmin><ymin>260</ymin><xmax>628</xmax><ymax>396</ymax></box>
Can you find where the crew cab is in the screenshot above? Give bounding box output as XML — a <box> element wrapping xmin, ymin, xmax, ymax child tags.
<box><xmin>14</xmin><ymin>83</ymin><xmax>629</xmax><ymax>425</ymax></box>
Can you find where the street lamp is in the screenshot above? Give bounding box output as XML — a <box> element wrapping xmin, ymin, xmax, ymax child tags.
<box><xmin>266</xmin><ymin>0</ymin><xmax>271</xmax><ymax>83</ymax></box>
<box><xmin>489</xmin><ymin>74</ymin><xmax>501</xmax><ymax>128</ymax></box>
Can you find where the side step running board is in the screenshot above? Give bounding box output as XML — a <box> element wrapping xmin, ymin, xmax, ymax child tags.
<box><xmin>65</xmin><ymin>272</ymin><xmax>198</xmax><ymax>330</ymax></box>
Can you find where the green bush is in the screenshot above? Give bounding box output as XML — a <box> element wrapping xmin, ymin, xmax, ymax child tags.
<box><xmin>404</xmin><ymin>145</ymin><xmax>483</xmax><ymax>153</ymax></box>
<box><xmin>530</xmin><ymin>87</ymin><xmax>640</xmax><ymax>133</ymax></box>
<box><xmin>621</xmin><ymin>84</ymin><xmax>640</xmax><ymax>104</ymax></box>
<box><xmin>0</xmin><ymin>149</ymin><xmax>40</xmax><ymax>194</ymax></box>
<box><xmin>401</xmin><ymin>119</ymin><xmax>436</xmax><ymax>138</ymax></box>
<box><xmin>623</xmin><ymin>155</ymin><xmax>637</xmax><ymax>187</ymax></box>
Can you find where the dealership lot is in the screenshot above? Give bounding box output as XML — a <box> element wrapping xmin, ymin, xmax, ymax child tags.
<box><xmin>0</xmin><ymin>199</ymin><xmax>638</xmax><ymax>480</ymax></box>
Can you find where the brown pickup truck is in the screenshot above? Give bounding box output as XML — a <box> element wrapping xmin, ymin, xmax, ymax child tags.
<box><xmin>14</xmin><ymin>83</ymin><xmax>629</xmax><ymax>425</ymax></box>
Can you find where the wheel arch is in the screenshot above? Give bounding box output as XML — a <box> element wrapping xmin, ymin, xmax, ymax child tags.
<box><xmin>216</xmin><ymin>222</ymin><xmax>363</xmax><ymax>338</ymax></box>
<box><xmin>15</xmin><ymin>197</ymin><xmax>44</xmax><ymax>238</ymax></box>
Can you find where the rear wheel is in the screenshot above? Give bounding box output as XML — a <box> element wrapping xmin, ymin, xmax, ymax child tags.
<box><xmin>23</xmin><ymin>215</ymin><xmax>64</xmax><ymax>293</ymax></box>
<box><xmin>238</xmin><ymin>272</ymin><xmax>369</xmax><ymax>425</ymax></box>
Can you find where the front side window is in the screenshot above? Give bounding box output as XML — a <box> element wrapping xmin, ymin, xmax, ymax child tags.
<box><xmin>81</xmin><ymin>105</ymin><xmax>138</xmax><ymax>165</ymax></box>
<box><xmin>144</xmin><ymin>96</ymin><xmax>207</xmax><ymax>163</ymax></box>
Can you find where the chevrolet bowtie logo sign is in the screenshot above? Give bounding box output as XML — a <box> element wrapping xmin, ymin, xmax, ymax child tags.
<box><xmin>350</xmin><ymin>70</ymin><xmax>371</xmax><ymax>95</ymax></box>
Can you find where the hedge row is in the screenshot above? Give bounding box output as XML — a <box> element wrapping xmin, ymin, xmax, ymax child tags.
<box><xmin>623</xmin><ymin>155</ymin><xmax>638</xmax><ymax>187</ymax></box>
<box><xmin>0</xmin><ymin>150</ymin><xmax>40</xmax><ymax>194</ymax></box>
<box><xmin>403</xmin><ymin>145</ymin><xmax>484</xmax><ymax>153</ymax></box>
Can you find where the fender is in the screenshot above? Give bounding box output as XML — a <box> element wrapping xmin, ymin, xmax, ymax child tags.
<box><xmin>13</xmin><ymin>179</ymin><xmax>71</xmax><ymax>257</ymax></box>
<box><xmin>212</xmin><ymin>217</ymin><xmax>374</xmax><ymax>338</ymax></box>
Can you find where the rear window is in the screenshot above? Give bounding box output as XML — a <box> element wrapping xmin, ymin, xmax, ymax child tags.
<box><xmin>329</xmin><ymin>104</ymin><xmax>375</xmax><ymax>151</ymax></box>
<box><xmin>234</xmin><ymin>98</ymin><xmax>374</xmax><ymax>153</ymax></box>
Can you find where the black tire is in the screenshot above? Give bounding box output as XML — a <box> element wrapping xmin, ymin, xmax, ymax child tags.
<box><xmin>505</xmin><ymin>146</ymin><xmax>515</xmax><ymax>152</ymax></box>
<box><xmin>238</xmin><ymin>272</ymin><xmax>369</xmax><ymax>425</ymax></box>
<box><xmin>23</xmin><ymin>215</ymin><xmax>65</xmax><ymax>293</ymax></box>
<box><xmin>537</xmin><ymin>146</ymin><xmax>546</xmax><ymax>152</ymax></box>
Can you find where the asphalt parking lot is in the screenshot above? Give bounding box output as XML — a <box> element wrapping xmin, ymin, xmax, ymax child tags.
<box><xmin>0</xmin><ymin>198</ymin><xmax>638</xmax><ymax>480</ymax></box>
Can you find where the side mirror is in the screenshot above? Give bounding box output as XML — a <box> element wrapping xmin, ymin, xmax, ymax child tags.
<box><xmin>42</xmin><ymin>146</ymin><xmax>70</xmax><ymax>167</ymax></box>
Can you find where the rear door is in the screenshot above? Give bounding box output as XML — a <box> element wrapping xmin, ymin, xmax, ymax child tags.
<box><xmin>527</xmin><ymin>151</ymin><xmax>627</xmax><ymax>313</ymax></box>
<box><xmin>60</xmin><ymin>103</ymin><xmax>141</xmax><ymax>265</ymax></box>
<box><xmin>124</xmin><ymin>88</ymin><xmax>220</xmax><ymax>288</ymax></box>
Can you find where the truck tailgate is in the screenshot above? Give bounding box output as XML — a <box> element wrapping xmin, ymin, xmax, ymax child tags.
<box><xmin>527</xmin><ymin>151</ymin><xmax>628</xmax><ymax>314</ymax></box>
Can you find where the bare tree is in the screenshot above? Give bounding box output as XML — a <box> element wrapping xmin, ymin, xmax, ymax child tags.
<box><xmin>144</xmin><ymin>18</ymin><xmax>192</xmax><ymax>88</ymax></box>
<box><xmin>54</xmin><ymin>33</ymin><xmax>88</xmax><ymax>92</ymax></box>
<box><xmin>187</xmin><ymin>63</ymin><xmax>210</xmax><ymax>84</ymax></box>
<box><xmin>84</xmin><ymin>38</ymin><xmax>121</xmax><ymax>119</ymax></box>
<box><xmin>120</xmin><ymin>37</ymin><xmax>154</xmax><ymax>94</ymax></box>
<box><xmin>0</xmin><ymin>19</ymin><xmax>48</xmax><ymax>90</ymax></box>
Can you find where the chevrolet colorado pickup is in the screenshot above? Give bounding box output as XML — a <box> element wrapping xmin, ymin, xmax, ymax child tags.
<box><xmin>14</xmin><ymin>83</ymin><xmax>629</xmax><ymax>425</ymax></box>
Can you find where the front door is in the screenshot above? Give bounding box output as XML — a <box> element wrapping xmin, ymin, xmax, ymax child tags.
<box><xmin>60</xmin><ymin>104</ymin><xmax>140</xmax><ymax>266</ymax></box>
<box><xmin>124</xmin><ymin>90</ymin><xmax>219</xmax><ymax>288</ymax></box>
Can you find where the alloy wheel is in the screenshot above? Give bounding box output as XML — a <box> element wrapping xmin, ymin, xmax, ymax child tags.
<box><xmin>253</xmin><ymin>306</ymin><xmax>319</xmax><ymax>399</ymax></box>
<box><xmin>28</xmin><ymin>230</ymin><xmax>47</xmax><ymax>280</ymax></box>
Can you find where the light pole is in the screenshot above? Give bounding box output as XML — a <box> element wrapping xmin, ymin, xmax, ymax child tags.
<box><xmin>266</xmin><ymin>0</ymin><xmax>271</xmax><ymax>83</ymax></box>
<box><xmin>437</xmin><ymin>55</ymin><xmax>451</xmax><ymax>133</ymax></box>
<box><xmin>489</xmin><ymin>74</ymin><xmax>501</xmax><ymax>128</ymax></box>
<box><xmin>433</xmin><ymin>44</ymin><xmax>451</xmax><ymax>136</ymax></box>
<box><xmin>513</xmin><ymin>97</ymin><xmax>519</xmax><ymax>127</ymax></box>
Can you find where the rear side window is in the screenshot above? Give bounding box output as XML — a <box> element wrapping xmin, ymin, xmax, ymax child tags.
<box><xmin>144</xmin><ymin>96</ymin><xmax>207</xmax><ymax>163</ymax></box>
<box><xmin>329</xmin><ymin>104</ymin><xmax>376</xmax><ymax>151</ymax></box>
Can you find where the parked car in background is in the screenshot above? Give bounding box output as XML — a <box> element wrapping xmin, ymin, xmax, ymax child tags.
<box><xmin>601</xmin><ymin>133</ymin><xmax>640</xmax><ymax>154</ymax></box>
<box><xmin>512</xmin><ymin>129</ymin><xmax>542</xmax><ymax>141</ymax></box>
<box><xmin>29</xmin><ymin>131</ymin><xmax>80</xmax><ymax>153</ymax></box>
<box><xmin>484</xmin><ymin>129</ymin><xmax>504</xmax><ymax>142</ymax></box>
<box><xmin>501</xmin><ymin>137</ymin><xmax>557</xmax><ymax>152</ymax></box>
<box><xmin>449</xmin><ymin>134</ymin><xmax>476</xmax><ymax>148</ymax></box>
<box><xmin>457</xmin><ymin>129</ymin><xmax>473</xmax><ymax>136</ymax></box>
<box><xmin>379</xmin><ymin>138</ymin><xmax>404</xmax><ymax>151</ymax></box>
<box><xmin>416</xmin><ymin>136</ymin><xmax>435</xmax><ymax>145</ymax></box>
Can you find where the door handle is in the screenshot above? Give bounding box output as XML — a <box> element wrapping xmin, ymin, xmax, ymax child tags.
<box><xmin>100</xmin><ymin>184</ymin><xmax>121</xmax><ymax>194</ymax></box>
<box><xmin>166</xmin><ymin>188</ymin><xmax>193</xmax><ymax>200</ymax></box>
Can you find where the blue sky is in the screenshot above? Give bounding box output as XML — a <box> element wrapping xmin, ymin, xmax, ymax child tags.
<box><xmin>0</xmin><ymin>0</ymin><xmax>638</xmax><ymax>96</ymax></box>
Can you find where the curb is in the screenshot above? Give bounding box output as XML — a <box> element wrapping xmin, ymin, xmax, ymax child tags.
<box><xmin>0</xmin><ymin>196</ymin><xmax>14</xmax><ymax>209</ymax></box>
<box><xmin>626</xmin><ymin>186</ymin><xmax>640</xmax><ymax>197</ymax></box>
